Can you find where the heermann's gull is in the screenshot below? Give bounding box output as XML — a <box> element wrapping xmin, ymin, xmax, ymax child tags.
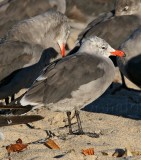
<box><xmin>117</xmin><ymin>28</ymin><xmax>141</xmax><ymax>88</ymax></box>
<box><xmin>0</xmin><ymin>0</ymin><xmax>66</xmax><ymax>37</ymax></box>
<box><xmin>76</xmin><ymin>0</ymin><xmax>141</xmax><ymax>50</ymax></box>
<box><xmin>0</xmin><ymin>10</ymin><xmax>70</xmax><ymax>82</ymax></box>
<box><xmin>20</xmin><ymin>36</ymin><xmax>125</xmax><ymax>134</ymax></box>
<box><xmin>0</xmin><ymin>48</ymin><xmax>59</xmax><ymax>101</ymax></box>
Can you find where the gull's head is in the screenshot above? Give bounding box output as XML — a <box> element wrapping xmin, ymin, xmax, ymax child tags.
<box><xmin>115</xmin><ymin>0</ymin><xmax>141</xmax><ymax>16</ymax></box>
<box><xmin>43</xmin><ymin>10</ymin><xmax>70</xmax><ymax>57</ymax></box>
<box><xmin>78</xmin><ymin>36</ymin><xmax>125</xmax><ymax>58</ymax></box>
<box><xmin>57</xmin><ymin>25</ymin><xmax>70</xmax><ymax>57</ymax></box>
<box><xmin>56</xmin><ymin>14</ymin><xmax>70</xmax><ymax>57</ymax></box>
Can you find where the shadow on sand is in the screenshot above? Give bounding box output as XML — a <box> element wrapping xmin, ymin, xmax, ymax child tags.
<box><xmin>82</xmin><ymin>82</ymin><xmax>141</xmax><ymax>120</ymax></box>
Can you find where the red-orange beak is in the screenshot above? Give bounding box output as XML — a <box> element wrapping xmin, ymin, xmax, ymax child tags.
<box><xmin>111</xmin><ymin>50</ymin><xmax>126</xmax><ymax>57</ymax></box>
<box><xmin>60</xmin><ymin>43</ymin><xmax>65</xmax><ymax>57</ymax></box>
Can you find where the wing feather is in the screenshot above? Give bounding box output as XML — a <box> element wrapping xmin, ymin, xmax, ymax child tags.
<box><xmin>23</xmin><ymin>54</ymin><xmax>113</xmax><ymax>105</ymax></box>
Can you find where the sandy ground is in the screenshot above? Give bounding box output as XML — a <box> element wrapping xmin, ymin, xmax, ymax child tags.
<box><xmin>0</xmin><ymin>68</ymin><xmax>141</xmax><ymax>160</ymax></box>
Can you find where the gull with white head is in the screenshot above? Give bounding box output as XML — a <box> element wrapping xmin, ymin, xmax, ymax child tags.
<box><xmin>20</xmin><ymin>36</ymin><xmax>125</xmax><ymax>134</ymax></box>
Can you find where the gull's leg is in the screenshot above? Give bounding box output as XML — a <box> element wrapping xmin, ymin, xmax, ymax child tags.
<box><xmin>5</xmin><ymin>97</ymin><xmax>10</xmax><ymax>105</ymax></box>
<box><xmin>11</xmin><ymin>94</ymin><xmax>15</xmax><ymax>102</ymax></box>
<box><xmin>75</xmin><ymin>109</ymin><xmax>84</xmax><ymax>134</ymax></box>
<box><xmin>4</xmin><ymin>94</ymin><xmax>15</xmax><ymax>105</ymax></box>
<box><xmin>66</xmin><ymin>111</ymin><xmax>73</xmax><ymax>134</ymax></box>
<box><xmin>112</xmin><ymin>72</ymin><xmax>135</xmax><ymax>94</ymax></box>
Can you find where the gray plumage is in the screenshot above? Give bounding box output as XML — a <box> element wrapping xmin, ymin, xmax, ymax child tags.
<box><xmin>117</xmin><ymin>28</ymin><xmax>141</xmax><ymax>88</ymax></box>
<box><xmin>20</xmin><ymin>36</ymin><xmax>117</xmax><ymax>112</ymax></box>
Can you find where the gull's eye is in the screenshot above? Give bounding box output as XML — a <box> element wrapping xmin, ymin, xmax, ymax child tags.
<box><xmin>102</xmin><ymin>46</ymin><xmax>106</xmax><ymax>49</ymax></box>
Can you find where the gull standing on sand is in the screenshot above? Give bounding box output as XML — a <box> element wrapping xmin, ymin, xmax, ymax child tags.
<box><xmin>20</xmin><ymin>36</ymin><xmax>125</xmax><ymax>134</ymax></box>
<box><xmin>0</xmin><ymin>10</ymin><xmax>70</xmax><ymax>81</ymax></box>
<box><xmin>0</xmin><ymin>10</ymin><xmax>70</xmax><ymax>102</ymax></box>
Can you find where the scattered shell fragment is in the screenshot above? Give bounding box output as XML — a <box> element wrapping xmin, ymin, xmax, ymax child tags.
<box><xmin>44</xmin><ymin>139</ymin><xmax>60</xmax><ymax>149</ymax></box>
<box><xmin>6</xmin><ymin>138</ymin><xmax>28</xmax><ymax>155</ymax></box>
<box><xmin>6</xmin><ymin>143</ymin><xmax>28</xmax><ymax>154</ymax></box>
<box><xmin>82</xmin><ymin>148</ymin><xmax>94</xmax><ymax>156</ymax></box>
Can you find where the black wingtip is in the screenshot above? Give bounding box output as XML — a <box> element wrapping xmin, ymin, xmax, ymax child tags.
<box><xmin>0</xmin><ymin>105</ymin><xmax>33</xmax><ymax>115</ymax></box>
<box><xmin>0</xmin><ymin>105</ymin><xmax>32</xmax><ymax>110</ymax></box>
<box><xmin>0</xmin><ymin>115</ymin><xmax>44</xmax><ymax>127</ymax></box>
